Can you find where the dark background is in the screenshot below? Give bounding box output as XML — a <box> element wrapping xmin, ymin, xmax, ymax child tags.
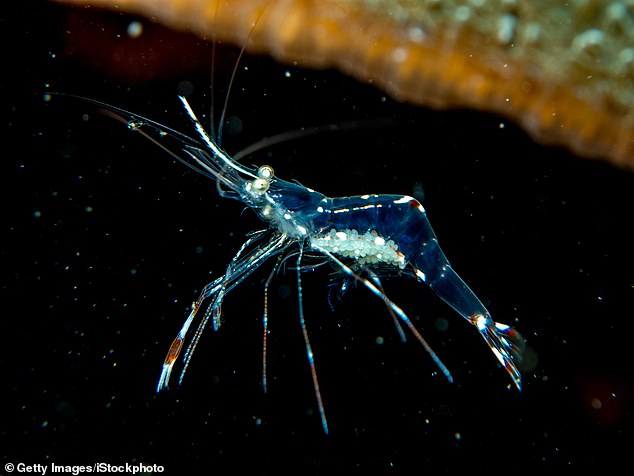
<box><xmin>2</xmin><ymin>1</ymin><xmax>632</xmax><ymax>473</ymax></box>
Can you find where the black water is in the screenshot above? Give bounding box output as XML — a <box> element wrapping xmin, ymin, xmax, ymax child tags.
<box><xmin>2</xmin><ymin>2</ymin><xmax>632</xmax><ymax>473</ymax></box>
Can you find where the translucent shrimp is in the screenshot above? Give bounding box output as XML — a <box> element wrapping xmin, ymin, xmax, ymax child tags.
<box><xmin>70</xmin><ymin>90</ymin><xmax>525</xmax><ymax>434</ymax></box>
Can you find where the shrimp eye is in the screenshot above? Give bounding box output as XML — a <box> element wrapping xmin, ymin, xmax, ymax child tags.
<box><xmin>252</xmin><ymin>177</ymin><xmax>270</xmax><ymax>193</ymax></box>
<box><xmin>258</xmin><ymin>165</ymin><xmax>274</xmax><ymax>179</ymax></box>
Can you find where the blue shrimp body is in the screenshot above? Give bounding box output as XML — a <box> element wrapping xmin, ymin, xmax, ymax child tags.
<box><xmin>262</xmin><ymin>189</ymin><xmax>524</xmax><ymax>389</ymax></box>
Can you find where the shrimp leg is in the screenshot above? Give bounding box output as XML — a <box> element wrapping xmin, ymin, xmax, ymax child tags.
<box><xmin>261</xmin><ymin>253</ymin><xmax>286</xmax><ymax>394</ymax></box>
<box><xmin>296</xmin><ymin>243</ymin><xmax>329</xmax><ymax>434</ymax></box>
<box><xmin>312</xmin><ymin>245</ymin><xmax>453</xmax><ymax>383</ymax></box>
<box><xmin>157</xmin><ymin>232</ymin><xmax>290</xmax><ymax>391</ymax></box>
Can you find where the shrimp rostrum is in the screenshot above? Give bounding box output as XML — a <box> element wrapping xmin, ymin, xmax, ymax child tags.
<box><xmin>85</xmin><ymin>95</ymin><xmax>525</xmax><ymax>434</ymax></box>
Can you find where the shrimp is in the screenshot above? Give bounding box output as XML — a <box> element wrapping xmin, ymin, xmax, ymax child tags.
<box><xmin>61</xmin><ymin>1</ymin><xmax>524</xmax><ymax>428</ymax></box>
<box><xmin>69</xmin><ymin>90</ymin><xmax>525</xmax><ymax>434</ymax></box>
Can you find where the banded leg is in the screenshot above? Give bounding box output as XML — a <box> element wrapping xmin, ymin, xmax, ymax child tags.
<box><xmin>157</xmin><ymin>276</ymin><xmax>223</xmax><ymax>391</ymax></box>
<box><xmin>157</xmin><ymin>233</ymin><xmax>289</xmax><ymax>391</ymax></box>
<box><xmin>163</xmin><ymin>233</ymin><xmax>266</xmax><ymax>390</ymax></box>
<box><xmin>261</xmin><ymin>253</ymin><xmax>286</xmax><ymax>394</ymax></box>
<box><xmin>177</xmin><ymin>233</ymin><xmax>290</xmax><ymax>386</ymax></box>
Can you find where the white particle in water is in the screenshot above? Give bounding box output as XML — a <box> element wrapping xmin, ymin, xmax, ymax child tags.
<box><xmin>127</xmin><ymin>21</ymin><xmax>143</xmax><ymax>39</ymax></box>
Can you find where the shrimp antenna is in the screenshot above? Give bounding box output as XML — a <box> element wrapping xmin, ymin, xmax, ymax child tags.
<box><xmin>208</xmin><ymin>2</ymin><xmax>274</xmax><ymax>196</ymax></box>
<box><xmin>232</xmin><ymin>118</ymin><xmax>398</xmax><ymax>162</ymax></box>
<box><xmin>208</xmin><ymin>0</ymin><xmax>221</xmax><ymax>142</ymax></box>
<box><xmin>216</xmin><ymin>4</ymin><xmax>274</xmax><ymax>146</ymax></box>
<box><xmin>178</xmin><ymin>95</ymin><xmax>257</xmax><ymax>179</ymax></box>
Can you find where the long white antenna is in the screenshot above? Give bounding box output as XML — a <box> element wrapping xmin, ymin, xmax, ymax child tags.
<box><xmin>178</xmin><ymin>95</ymin><xmax>257</xmax><ymax>179</ymax></box>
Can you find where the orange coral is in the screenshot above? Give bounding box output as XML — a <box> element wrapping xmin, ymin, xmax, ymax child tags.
<box><xmin>57</xmin><ymin>0</ymin><xmax>634</xmax><ymax>168</ymax></box>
